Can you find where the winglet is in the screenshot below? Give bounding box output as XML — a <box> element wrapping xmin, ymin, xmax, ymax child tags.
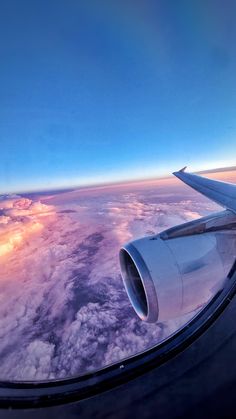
<box><xmin>172</xmin><ymin>166</ymin><xmax>187</xmax><ymax>177</ymax></box>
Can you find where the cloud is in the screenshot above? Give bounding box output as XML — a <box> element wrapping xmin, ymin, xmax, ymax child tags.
<box><xmin>0</xmin><ymin>197</ymin><xmax>55</xmax><ymax>257</ymax></box>
<box><xmin>0</xmin><ymin>182</ymin><xmax>221</xmax><ymax>381</ymax></box>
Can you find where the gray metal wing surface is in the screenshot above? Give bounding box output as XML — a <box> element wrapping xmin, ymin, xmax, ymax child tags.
<box><xmin>173</xmin><ymin>168</ymin><xmax>236</xmax><ymax>214</ymax></box>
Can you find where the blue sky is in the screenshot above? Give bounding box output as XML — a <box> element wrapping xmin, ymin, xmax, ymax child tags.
<box><xmin>0</xmin><ymin>0</ymin><xmax>236</xmax><ymax>193</ymax></box>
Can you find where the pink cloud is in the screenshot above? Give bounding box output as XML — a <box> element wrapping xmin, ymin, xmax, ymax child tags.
<box><xmin>0</xmin><ymin>172</ymin><xmax>234</xmax><ymax>381</ymax></box>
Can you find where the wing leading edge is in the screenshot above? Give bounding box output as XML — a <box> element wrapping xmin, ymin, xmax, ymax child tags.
<box><xmin>173</xmin><ymin>169</ymin><xmax>236</xmax><ymax>214</ymax></box>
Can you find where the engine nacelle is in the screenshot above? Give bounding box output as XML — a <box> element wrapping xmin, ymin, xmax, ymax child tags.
<box><xmin>119</xmin><ymin>211</ymin><xmax>236</xmax><ymax>323</ymax></box>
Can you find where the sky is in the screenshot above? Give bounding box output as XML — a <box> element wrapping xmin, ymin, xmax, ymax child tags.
<box><xmin>0</xmin><ymin>0</ymin><xmax>236</xmax><ymax>193</ymax></box>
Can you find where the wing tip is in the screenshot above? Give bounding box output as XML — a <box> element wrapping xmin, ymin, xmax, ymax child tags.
<box><xmin>172</xmin><ymin>166</ymin><xmax>187</xmax><ymax>177</ymax></box>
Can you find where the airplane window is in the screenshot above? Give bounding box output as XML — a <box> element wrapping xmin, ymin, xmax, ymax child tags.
<box><xmin>0</xmin><ymin>170</ymin><xmax>236</xmax><ymax>383</ymax></box>
<box><xmin>0</xmin><ymin>1</ymin><xmax>236</xmax><ymax>386</ymax></box>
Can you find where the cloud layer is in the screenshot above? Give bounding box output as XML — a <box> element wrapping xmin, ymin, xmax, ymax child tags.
<box><xmin>0</xmin><ymin>179</ymin><xmax>222</xmax><ymax>381</ymax></box>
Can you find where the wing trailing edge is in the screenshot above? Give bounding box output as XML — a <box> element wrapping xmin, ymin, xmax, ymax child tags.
<box><xmin>173</xmin><ymin>169</ymin><xmax>236</xmax><ymax>214</ymax></box>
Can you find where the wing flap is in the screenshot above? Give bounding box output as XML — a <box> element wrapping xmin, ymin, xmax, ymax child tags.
<box><xmin>173</xmin><ymin>170</ymin><xmax>236</xmax><ymax>213</ymax></box>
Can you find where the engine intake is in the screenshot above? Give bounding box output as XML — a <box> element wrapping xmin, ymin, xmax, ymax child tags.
<box><xmin>120</xmin><ymin>211</ymin><xmax>236</xmax><ymax>323</ymax></box>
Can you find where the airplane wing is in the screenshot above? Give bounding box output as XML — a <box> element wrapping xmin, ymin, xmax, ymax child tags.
<box><xmin>173</xmin><ymin>168</ymin><xmax>236</xmax><ymax>214</ymax></box>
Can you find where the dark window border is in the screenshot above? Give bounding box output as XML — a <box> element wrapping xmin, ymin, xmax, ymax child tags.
<box><xmin>1</xmin><ymin>267</ymin><xmax>236</xmax><ymax>409</ymax></box>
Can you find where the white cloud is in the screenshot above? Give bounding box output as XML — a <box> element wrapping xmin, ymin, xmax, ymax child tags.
<box><xmin>0</xmin><ymin>183</ymin><xmax>221</xmax><ymax>381</ymax></box>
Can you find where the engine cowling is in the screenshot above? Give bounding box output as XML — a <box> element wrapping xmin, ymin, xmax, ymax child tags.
<box><xmin>119</xmin><ymin>211</ymin><xmax>236</xmax><ymax>323</ymax></box>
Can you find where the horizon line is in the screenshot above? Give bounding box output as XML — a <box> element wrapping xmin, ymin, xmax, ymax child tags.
<box><xmin>1</xmin><ymin>165</ymin><xmax>236</xmax><ymax>196</ymax></box>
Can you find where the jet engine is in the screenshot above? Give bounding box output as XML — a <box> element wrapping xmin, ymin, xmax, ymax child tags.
<box><xmin>120</xmin><ymin>210</ymin><xmax>236</xmax><ymax>323</ymax></box>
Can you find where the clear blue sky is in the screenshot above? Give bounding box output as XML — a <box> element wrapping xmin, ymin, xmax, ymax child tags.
<box><xmin>0</xmin><ymin>0</ymin><xmax>236</xmax><ymax>193</ymax></box>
